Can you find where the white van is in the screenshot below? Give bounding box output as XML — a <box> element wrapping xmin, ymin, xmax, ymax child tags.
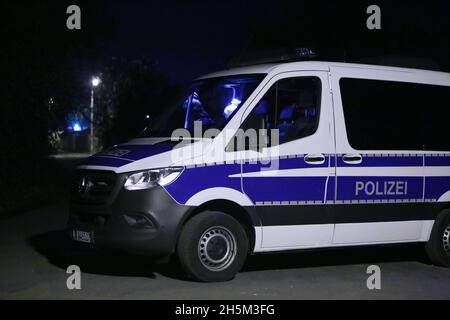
<box><xmin>69</xmin><ymin>58</ymin><xmax>450</xmax><ymax>282</ymax></box>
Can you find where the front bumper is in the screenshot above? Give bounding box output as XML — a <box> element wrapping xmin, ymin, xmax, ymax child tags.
<box><xmin>68</xmin><ymin>180</ymin><xmax>192</xmax><ymax>257</ymax></box>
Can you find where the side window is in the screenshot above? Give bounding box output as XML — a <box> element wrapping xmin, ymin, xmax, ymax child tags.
<box><xmin>340</xmin><ymin>78</ymin><xmax>450</xmax><ymax>151</ymax></box>
<box><xmin>232</xmin><ymin>76</ymin><xmax>321</xmax><ymax>151</ymax></box>
<box><xmin>421</xmin><ymin>85</ymin><xmax>450</xmax><ymax>151</ymax></box>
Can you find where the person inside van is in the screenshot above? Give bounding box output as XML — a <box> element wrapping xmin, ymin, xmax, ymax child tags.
<box><xmin>277</xmin><ymin>88</ymin><xmax>318</xmax><ymax>143</ymax></box>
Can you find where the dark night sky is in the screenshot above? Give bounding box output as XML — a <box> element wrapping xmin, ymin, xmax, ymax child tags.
<box><xmin>3</xmin><ymin>1</ymin><xmax>450</xmax><ymax>89</ymax></box>
<box><xmin>106</xmin><ymin>0</ymin><xmax>284</xmax><ymax>83</ymax></box>
<box><xmin>100</xmin><ymin>0</ymin><xmax>450</xmax><ymax>84</ymax></box>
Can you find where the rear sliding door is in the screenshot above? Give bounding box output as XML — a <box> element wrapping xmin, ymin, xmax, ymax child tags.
<box><xmin>331</xmin><ymin>67</ymin><xmax>430</xmax><ymax>244</ymax></box>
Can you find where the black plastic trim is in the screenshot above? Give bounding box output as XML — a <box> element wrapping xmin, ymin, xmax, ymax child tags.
<box><xmin>69</xmin><ymin>182</ymin><xmax>193</xmax><ymax>257</ymax></box>
<box><xmin>256</xmin><ymin>202</ymin><xmax>446</xmax><ymax>226</ymax></box>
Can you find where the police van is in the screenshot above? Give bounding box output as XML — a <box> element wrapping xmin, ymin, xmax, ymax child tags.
<box><xmin>69</xmin><ymin>57</ymin><xmax>450</xmax><ymax>282</ymax></box>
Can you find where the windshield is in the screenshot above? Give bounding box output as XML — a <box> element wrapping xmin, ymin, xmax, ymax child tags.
<box><xmin>140</xmin><ymin>74</ymin><xmax>265</xmax><ymax>138</ymax></box>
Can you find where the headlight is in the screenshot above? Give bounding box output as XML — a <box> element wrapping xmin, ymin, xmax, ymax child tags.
<box><xmin>124</xmin><ymin>167</ymin><xmax>183</xmax><ymax>191</ymax></box>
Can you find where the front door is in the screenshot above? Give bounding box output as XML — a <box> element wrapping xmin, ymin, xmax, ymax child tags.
<box><xmin>234</xmin><ymin>72</ymin><xmax>336</xmax><ymax>251</ymax></box>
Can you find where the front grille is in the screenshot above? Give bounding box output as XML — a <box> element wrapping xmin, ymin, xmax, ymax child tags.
<box><xmin>71</xmin><ymin>170</ymin><xmax>118</xmax><ymax>205</ymax></box>
<box><xmin>70</xmin><ymin>212</ymin><xmax>109</xmax><ymax>226</ymax></box>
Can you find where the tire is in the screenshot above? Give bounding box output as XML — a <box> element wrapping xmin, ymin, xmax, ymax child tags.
<box><xmin>177</xmin><ymin>211</ymin><xmax>249</xmax><ymax>282</ymax></box>
<box><xmin>425</xmin><ymin>210</ymin><xmax>450</xmax><ymax>267</ymax></box>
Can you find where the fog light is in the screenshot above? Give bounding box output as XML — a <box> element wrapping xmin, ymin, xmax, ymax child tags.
<box><xmin>123</xmin><ymin>214</ymin><xmax>154</xmax><ymax>228</ymax></box>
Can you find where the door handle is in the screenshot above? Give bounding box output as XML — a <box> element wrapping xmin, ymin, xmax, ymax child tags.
<box><xmin>304</xmin><ymin>154</ymin><xmax>325</xmax><ymax>165</ymax></box>
<box><xmin>342</xmin><ymin>153</ymin><xmax>362</xmax><ymax>164</ymax></box>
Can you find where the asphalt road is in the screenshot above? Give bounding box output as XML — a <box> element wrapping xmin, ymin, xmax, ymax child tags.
<box><xmin>0</xmin><ymin>196</ymin><xmax>449</xmax><ymax>300</ymax></box>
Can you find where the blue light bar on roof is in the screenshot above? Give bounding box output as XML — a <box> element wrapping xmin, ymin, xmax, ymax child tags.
<box><xmin>294</xmin><ymin>48</ymin><xmax>317</xmax><ymax>58</ymax></box>
<box><xmin>227</xmin><ymin>47</ymin><xmax>318</xmax><ymax>68</ymax></box>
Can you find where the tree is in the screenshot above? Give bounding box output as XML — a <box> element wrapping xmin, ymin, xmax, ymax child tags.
<box><xmin>1</xmin><ymin>2</ymin><xmax>113</xmax><ymax>147</ymax></box>
<box><xmin>0</xmin><ymin>1</ymin><xmax>114</xmax><ymax>200</ymax></box>
<box><xmin>96</xmin><ymin>58</ymin><xmax>176</xmax><ymax>147</ymax></box>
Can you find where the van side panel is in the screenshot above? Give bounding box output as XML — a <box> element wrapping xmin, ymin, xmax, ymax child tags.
<box><xmin>330</xmin><ymin>66</ymin><xmax>450</xmax><ymax>245</ymax></box>
<box><xmin>333</xmin><ymin>220</ymin><xmax>434</xmax><ymax>244</ymax></box>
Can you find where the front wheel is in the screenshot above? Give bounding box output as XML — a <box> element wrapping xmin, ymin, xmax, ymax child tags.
<box><xmin>425</xmin><ymin>210</ymin><xmax>450</xmax><ymax>267</ymax></box>
<box><xmin>177</xmin><ymin>211</ymin><xmax>249</xmax><ymax>282</ymax></box>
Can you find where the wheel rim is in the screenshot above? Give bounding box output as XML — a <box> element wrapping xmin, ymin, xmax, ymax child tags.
<box><xmin>198</xmin><ymin>226</ymin><xmax>237</xmax><ymax>272</ymax></box>
<box><xmin>443</xmin><ymin>224</ymin><xmax>450</xmax><ymax>255</ymax></box>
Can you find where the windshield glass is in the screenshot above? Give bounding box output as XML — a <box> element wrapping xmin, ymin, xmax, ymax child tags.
<box><xmin>140</xmin><ymin>74</ymin><xmax>265</xmax><ymax>138</ymax></box>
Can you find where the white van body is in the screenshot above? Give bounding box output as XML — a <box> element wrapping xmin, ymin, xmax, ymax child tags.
<box><xmin>70</xmin><ymin>61</ymin><xmax>450</xmax><ymax>281</ymax></box>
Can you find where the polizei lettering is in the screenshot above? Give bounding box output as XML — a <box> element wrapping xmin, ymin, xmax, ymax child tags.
<box><xmin>355</xmin><ymin>181</ymin><xmax>408</xmax><ymax>196</ymax></box>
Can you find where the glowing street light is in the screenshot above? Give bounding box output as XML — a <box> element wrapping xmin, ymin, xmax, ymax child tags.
<box><xmin>90</xmin><ymin>76</ymin><xmax>101</xmax><ymax>153</ymax></box>
<box><xmin>92</xmin><ymin>76</ymin><xmax>101</xmax><ymax>87</ymax></box>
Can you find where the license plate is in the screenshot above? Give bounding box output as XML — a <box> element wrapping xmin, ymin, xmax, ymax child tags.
<box><xmin>73</xmin><ymin>230</ymin><xmax>94</xmax><ymax>244</ymax></box>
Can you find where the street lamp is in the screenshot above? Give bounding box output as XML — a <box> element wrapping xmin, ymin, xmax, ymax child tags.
<box><xmin>92</xmin><ymin>76</ymin><xmax>101</xmax><ymax>87</ymax></box>
<box><xmin>90</xmin><ymin>76</ymin><xmax>101</xmax><ymax>153</ymax></box>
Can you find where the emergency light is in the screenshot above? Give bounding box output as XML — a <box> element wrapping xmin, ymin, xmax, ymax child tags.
<box><xmin>228</xmin><ymin>47</ymin><xmax>318</xmax><ymax>68</ymax></box>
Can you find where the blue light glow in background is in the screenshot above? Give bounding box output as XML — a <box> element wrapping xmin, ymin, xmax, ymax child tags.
<box><xmin>72</xmin><ymin>122</ymin><xmax>82</xmax><ymax>132</ymax></box>
<box><xmin>67</xmin><ymin>119</ymin><xmax>88</xmax><ymax>132</ymax></box>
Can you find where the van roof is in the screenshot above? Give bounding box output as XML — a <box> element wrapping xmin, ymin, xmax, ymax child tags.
<box><xmin>197</xmin><ymin>61</ymin><xmax>450</xmax><ymax>80</ymax></box>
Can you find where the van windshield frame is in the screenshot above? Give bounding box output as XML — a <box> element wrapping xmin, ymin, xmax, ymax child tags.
<box><xmin>140</xmin><ymin>74</ymin><xmax>265</xmax><ymax>138</ymax></box>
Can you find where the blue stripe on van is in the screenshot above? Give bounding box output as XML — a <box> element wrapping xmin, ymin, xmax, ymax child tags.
<box><xmin>425</xmin><ymin>177</ymin><xmax>450</xmax><ymax>200</ymax></box>
<box><xmin>164</xmin><ymin>163</ymin><xmax>242</xmax><ymax>204</ymax></box>
<box><xmin>241</xmin><ymin>155</ymin><xmax>330</xmax><ymax>203</ymax></box>
<box><xmin>326</xmin><ymin>176</ymin><xmax>335</xmax><ymax>202</ymax></box>
<box><xmin>164</xmin><ymin>156</ymin><xmax>332</xmax><ymax>205</ymax></box>
<box><xmin>337</xmin><ymin>155</ymin><xmax>422</xmax><ymax>167</ymax></box>
<box><xmin>425</xmin><ymin>156</ymin><xmax>450</xmax><ymax>166</ymax></box>
<box><xmin>81</xmin><ymin>156</ymin><xmax>133</xmax><ymax>167</ymax></box>
<box><xmin>161</xmin><ymin>154</ymin><xmax>450</xmax><ymax>205</ymax></box>
<box><xmin>243</xmin><ymin>176</ymin><xmax>327</xmax><ymax>203</ymax></box>
<box><xmin>425</xmin><ymin>156</ymin><xmax>450</xmax><ymax>200</ymax></box>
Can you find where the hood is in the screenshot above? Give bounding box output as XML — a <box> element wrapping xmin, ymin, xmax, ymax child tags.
<box><xmin>78</xmin><ymin>138</ymin><xmax>210</xmax><ymax>173</ymax></box>
<box><xmin>81</xmin><ymin>143</ymin><xmax>173</xmax><ymax>167</ymax></box>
